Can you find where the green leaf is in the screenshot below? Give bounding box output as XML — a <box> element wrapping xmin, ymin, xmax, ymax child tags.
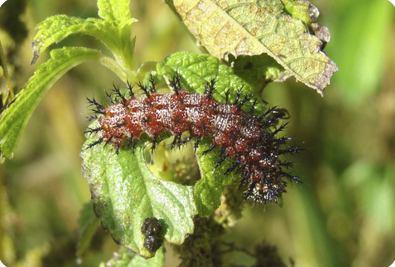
<box><xmin>77</xmin><ymin>201</ymin><xmax>100</xmax><ymax>260</ymax></box>
<box><xmin>157</xmin><ymin>52</ymin><xmax>265</xmax><ymax>215</ymax></box>
<box><xmin>0</xmin><ymin>47</ymin><xmax>102</xmax><ymax>161</ymax></box>
<box><xmin>228</xmin><ymin>53</ymin><xmax>288</xmax><ymax>91</ymax></box>
<box><xmin>107</xmin><ymin>247</ymin><xmax>165</xmax><ymax>267</ymax></box>
<box><xmin>157</xmin><ymin>52</ymin><xmax>263</xmax><ymax>110</ymax></box>
<box><xmin>166</xmin><ymin>0</ymin><xmax>338</xmax><ymax>95</ymax></box>
<box><xmin>98</xmin><ymin>0</ymin><xmax>132</xmax><ymax>24</ymax></box>
<box><xmin>31</xmin><ymin>15</ymin><xmax>137</xmax><ymax>64</ymax></box>
<box><xmin>81</xmin><ymin>124</ymin><xmax>197</xmax><ymax>259</ymax></box>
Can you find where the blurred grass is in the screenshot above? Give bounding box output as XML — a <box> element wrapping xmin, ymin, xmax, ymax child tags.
<box><xmin>1</xmin><ymin>0</ymin><xmax>395</xmax><ymax>266</ymax></box>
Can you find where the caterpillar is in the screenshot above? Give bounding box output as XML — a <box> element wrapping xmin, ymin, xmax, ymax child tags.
<box><xmin>86</xmin><ymin>74</ymin><xmax>301</xmax><ymax>204</ymax></box>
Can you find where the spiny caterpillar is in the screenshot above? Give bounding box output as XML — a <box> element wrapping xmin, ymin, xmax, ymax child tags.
<box><xmin>86</xmin><ymin>74</ymin><xmax>301</xmax><ymax>203</ymax></box>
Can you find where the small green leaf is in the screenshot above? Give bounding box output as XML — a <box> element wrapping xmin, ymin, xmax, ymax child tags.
<box><xmin>166</xmin><ymin>0</ymin><xmax>338</xmax><ymax>94</ymax></box>
<box><xmin>107</xmin><ymin>247</ymin><xmax>165</xmax><ymax>267</ymax></box>
<box><xmin>77</xmin><ymin>201</ymin><xmax>100</xmax><ymax>259</ymax></box>
<box><xmin>0</xmin><ymin>47</ymin><xmax>102</xmax><ymax>161</ymax></box>
<box><xmin>98</xmin><ymin>0</ymin><xmax>132</xmax><ymax>25</ymax></box>
<box><xmin>81</xmin><ymin>125</ymin><xmax>197</xmax><ymax>258</ymax></box>
<box><xmin>31</xmin><ymin>15</ymin><xmax>137</xmax><ymax>64</ymax></box>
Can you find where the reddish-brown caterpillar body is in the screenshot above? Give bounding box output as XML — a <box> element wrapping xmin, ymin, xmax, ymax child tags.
<box><xmin>86</xmin><ymin>75</ymin><xmax>300</xmax><ymax>203</ymax></box>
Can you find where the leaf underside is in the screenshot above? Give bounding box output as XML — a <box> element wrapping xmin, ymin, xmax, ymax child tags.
<box><xmin>167</xmin><ymin>0</ymin><xmax>338</xmax><ymax>94</ymax></box>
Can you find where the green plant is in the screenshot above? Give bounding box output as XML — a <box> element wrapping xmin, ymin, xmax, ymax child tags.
<box><xmin>0</xmin><ymin>0</ymin><xmax>337</xmax><ymax>266</ymax></box>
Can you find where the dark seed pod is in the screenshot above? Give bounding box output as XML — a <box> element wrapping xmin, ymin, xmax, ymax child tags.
<box><xmin>144</xmin><ymin>235</ymin><xmax>163</xmax><ymax>252</ymax></box>
<box><xmin>141</xmin><ymin>217</ymin><xmax>163</xmax><ymax>252</ymax></box>
<box><xmin>141</xmin><ymin>217</ymin><xmax>162</xmax><ymax>236</ymax></box>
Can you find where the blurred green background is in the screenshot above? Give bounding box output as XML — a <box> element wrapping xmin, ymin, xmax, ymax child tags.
<box><xmin>1</xmin><ymin>0</ymin><xmax>394</xmax><ymax>266</ymax></box>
